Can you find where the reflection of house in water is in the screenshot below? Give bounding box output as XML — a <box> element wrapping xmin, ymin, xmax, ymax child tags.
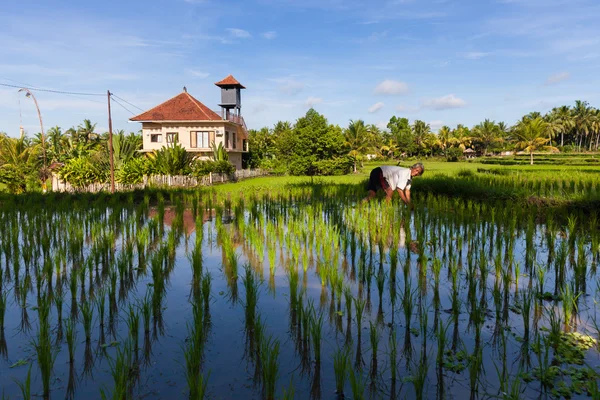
<box><xmin>148</xmin><ymin>208</ymin><xmax>214</xmax><ymax>236</ymax></box>
<box><xmin>148</xmin><ymin>207</ymin><xmax>235</xmax><ymax>236</ymax></box>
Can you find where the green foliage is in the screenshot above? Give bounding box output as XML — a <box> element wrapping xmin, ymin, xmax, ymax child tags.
<box><xmin>59</xmin><ymin>155</ymin><xmax>108</xmax><ymax>187</ymax></box>
<box><xmin>276</xmin><ymin>109</ymin><xmax>347</xmax><ymax>175</ymax></box>
<box><xmin>211</xmin><ymin>141</ymin><xmax>229</xmax><ymax>162</ymax></box>
<box><xmin>116</xmin><ymin>157</ymin><xmax>151</xmax><ymax>184</ymax></box>
<box><xmin>247</xmin><ymin>127</ymin><xmax>274</xmax><ymax>168</ymax></box>
<box><xmin>446</xmin><ymin>147</ymin><xmax>463</xmax><ymax>162</ymax></box>
<box><xmin>312</xmin><ymin>156</ymin><xmax>354</xmax><ymax>175</ymax></box>
<box><xmin>191</xmin><ymin>159</ymin><xmax>236</xmax><ymax>177</ymax></box>
<box><xmin>112</xmin><ymin>132</ymin><xmax>142</xmax><ymax>169</ymax></box>
<box><xmin>150</xmin><ymin>143</ymin><xmax>193</xmax><ymax>175</ymax></box>
<box><xmin>0</xmin><ymin>135</ymin><xmax>41</xmax><ymax>193</ymax></box>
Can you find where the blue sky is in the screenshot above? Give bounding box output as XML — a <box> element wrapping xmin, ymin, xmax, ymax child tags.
<box><xmin>1</xmin><ymin>0</ymin><xmax>599</xmax><ymax>136</ymax></box>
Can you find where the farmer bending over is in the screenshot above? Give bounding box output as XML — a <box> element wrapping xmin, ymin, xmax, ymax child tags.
<box><xmin>363</xmin><ymin>163</ymin><xmax>424</xmax><ymax>204</ymax></box>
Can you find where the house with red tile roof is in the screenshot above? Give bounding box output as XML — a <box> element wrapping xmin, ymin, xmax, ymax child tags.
<box><xmin>130</xmin><ymin>75</ymin><xmax>248</xmax><ymax>169</ymax></box>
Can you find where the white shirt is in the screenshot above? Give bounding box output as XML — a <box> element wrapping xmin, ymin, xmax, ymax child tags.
<box><xmin>380</xmin><ymin>166</ymin><xmax>412</xmax><ymax>191</ymax></box>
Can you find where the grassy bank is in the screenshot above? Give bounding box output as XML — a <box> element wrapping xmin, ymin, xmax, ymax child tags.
<box><xmin>2</xmin><ymin>160</ymin><xmax>599</xmax><ymax>212</ymax></box>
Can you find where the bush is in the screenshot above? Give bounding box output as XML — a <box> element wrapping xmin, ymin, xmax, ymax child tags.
<box><xmin>457</xmin><ymin>169</ymin><xmax>475</xmax><ymax>178</ymax></box>
<box><xmin>191</xmin><ymin>159</ymin><xmax>236</xmax><ymax>177</ymax></box>
<box><xmin>446</xmin><ymin>147</ymin><xmax>463</xmax><ymax>162</ymax></box>
<box><xmin>313</xmin><ymin>156</ymin><xmax>354</xmax><ymax>176</ymax></box>
<box><xmin>150</xmin><ymin>144</ymin><xmax>193</xmax><ymax>175</ymax></box>
<box><xmin>116</xmin><ymin>157</ymin><xmax>151</xmax><ymax>184</ymax></box>
<box><xmin>59</xmin><ymin>156</ymin><xmax>108</xmax><ymax>187</ymax></box>
<box><xmin>557</xmin><ymin>145</ymin><xmax>575</xmax><ymax>153</ymax></box>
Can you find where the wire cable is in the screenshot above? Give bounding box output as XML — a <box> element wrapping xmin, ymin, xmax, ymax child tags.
<box><xmin>111</xmin><ymin>94</ymin><xmax>145</xmax><ymax>112</ymax></box>
<box><xmin>0</xmin><ymin>82</ymin><xmax>104</xmax><ymax>96</ymax></box>
<box><xmin>110</xmin><ymin>96</ymin><xmax>136</xmax><ymax>115</ymax></box>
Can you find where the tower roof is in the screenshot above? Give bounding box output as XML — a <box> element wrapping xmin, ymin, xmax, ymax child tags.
<box><xmin>129</xmin><ymin>91</ymin><xmax>222</xmax><ymax>122</ymax></box>
<box><xmin>215</xmin><ymin>75</ymin><xmax>246</xmax><ymax>89</ymax></box>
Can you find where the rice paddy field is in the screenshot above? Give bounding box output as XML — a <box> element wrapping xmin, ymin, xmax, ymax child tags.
<box><xmin>1</xmin><ymin>164</ymin><xmax>600</xmax><ymax>399</ymax></box>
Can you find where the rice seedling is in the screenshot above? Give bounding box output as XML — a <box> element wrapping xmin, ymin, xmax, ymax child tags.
<box><xmin>309</xmin><ymin>307</ymin><xmax>324</xmax><ymax>364</ymax></box>
<box><xmin>100</xmin><ymin>341</ymin><xmax>136</xmax><ymax>400</ymax></box>
<box><xmin>80</xmin><ymin>300</ymin><xmax>94</xmax><ymax>341</ymax></box>
<box><xmin>0</xmin><ymin>291</ymin><xmax>6</xmax><ymax>330</ymax></box>
<box><xmin>349</xmin><ymin>366</ymin><xmax>366</xmax><ymax>400</ymax></box>
<box><xmin>65</xmin><ymin>317</ymin><xmax>77</xmax><ymax>363</ymax></box>
<box><xmin>260</xmin><ymin>333</ymin><xmax>280</xmax><ymax>400</ymax></box>
<box><xmin>126</xmin><ymin>304</ymin><xmax>140</xmax><ymax>353</ymax></box>
<box><xmin>333</xmin><ymin>346</ymin><xmax>349</xmax><ymax>396</ymax></box>
<box><xmin>15</xmin><ymin>363</ymin><xmax>32</xmax><ymax>400</ymax></box>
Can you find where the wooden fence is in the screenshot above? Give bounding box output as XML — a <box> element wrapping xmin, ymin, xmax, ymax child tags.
<box><xmin>51</xmin><ymin>169</ymin><xmax>269</xmax><ymax>193</ymax></box>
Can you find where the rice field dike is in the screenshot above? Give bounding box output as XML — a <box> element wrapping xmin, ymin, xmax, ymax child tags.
<box><xmin>0</xmin><ymin>162</ymin><xmax>600</xmax><ymax>399</ymax></box>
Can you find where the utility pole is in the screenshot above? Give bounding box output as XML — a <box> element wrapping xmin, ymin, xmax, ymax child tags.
<box><xmin>107</xmin><ymin>90</ymin><xmax>115</xmax><ymax>194</ymax></box>
<box><xmin>18</xmin><ymin>88</ymin><xmax>47</xmax><ymax>192</ymax></box>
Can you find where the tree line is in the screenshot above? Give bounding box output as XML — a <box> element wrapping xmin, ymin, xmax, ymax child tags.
<box><xmin>247</xmin><ymin>100</ymin><xmax>600</xmax><ymax>170</ymax></box>
<box><xmin>1</xmin><ymin>100</ymin><xmax>599</xmax><ymax>193</ymax></box>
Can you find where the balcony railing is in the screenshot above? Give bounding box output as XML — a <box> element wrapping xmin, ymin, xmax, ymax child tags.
<box><xmin>214</xmin><ymin>111</ymin><xmax>248</xmax><ymax>132</ymax></box>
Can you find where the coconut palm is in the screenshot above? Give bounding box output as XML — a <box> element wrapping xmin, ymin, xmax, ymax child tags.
<box><xmin>451</xmin><ymin>125</ymin><xmax>472</xmax><ymax>150</ymax></box>
<box><xmin>514</xmin><ymin>117</ymin><xmax>556</xmax><ymax>165</ymax></box>
<box><xmin>412</xmin><ymin>120</ymin><xmax>431</xmax><ymax>155</ymax></box>
<box><xmin>344</xmin><ymin>120</ymin><xmax>371</xmax><ymax>173</ymax></box>
<box><xmin>437</xmin><ymin>126</ymin><xmax>452</xmax><ymax>157</ymax></box>
<box><xmin>572</xmin><ymin>100</ymin><xmax>596</xmax><ymax>151</ymax></box>
<box><xmin>0</xmin><ymin>135</ymin><xmax>40</xmax><ymax>193</ymax></box>
<box><xmin>379</xmin><ymin>139</ymin><xmax>399</xmax><ymax>159</ymax></box>
<box><xmin>77</xmin><ymin>119</ymin><xmax>98</xmax><ymax>146</ymax></box>
<box><xmin>472</xmin><ymin>119</ymin><xmax>501</xmax><ymax>155</ymax></box>
<box><xmin>548</xmin><ymin>106</ymin><xmax>574</xmax><ymax>147</ymax></box>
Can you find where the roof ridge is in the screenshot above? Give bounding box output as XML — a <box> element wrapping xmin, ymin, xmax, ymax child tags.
<box><xmin>131</xmin><ymin>91</ymin><xmax>186</xmax><ymax>120</ymax></box>
<box><xmin>186</xmin><ymin>92</ymin><xmax>222</xmax><ymax>119</ymax></box>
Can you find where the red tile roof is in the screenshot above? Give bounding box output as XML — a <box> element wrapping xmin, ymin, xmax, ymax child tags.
<box><xmin>129</xmin><ymin>92</ymin><xmax>223</xmax><ymax>122</ymax></box>
<box><xmin>214</xmin><ymin>75</ymin><xmax>246</xmax><ymax>88</ymax></box>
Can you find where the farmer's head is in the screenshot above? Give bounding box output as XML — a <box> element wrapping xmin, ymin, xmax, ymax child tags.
<box><xmin>410</xmin><ymin>163</ymin><xmax>424</xmax><ymax>177</ymax></box>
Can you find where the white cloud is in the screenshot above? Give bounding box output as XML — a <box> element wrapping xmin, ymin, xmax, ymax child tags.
<box><xmin>374</xmin><ymin>80</ymin><xmax>409</xmax><ymax>95</ymax></box>
<box><xmin>185</xmin><ymin>69</ymin><xmax>209</xmax><ymax>78</ymax></box>
<box><xmin>429</xmin><ymin>120</ymin><xmax>445</xmax><ymax>131</ymax></box>
<box><xmin>368</xmin><ymin>102</ymin><xmax>385</xmax><ymax>113</ymax></box>
<box><xmin>305</xmin><ymin>96</ymin><xmax>323</xmax><ymax>107</ymax></box>
<box><xmin>262</xmin><ymin>31</ymin><xmax>278</xmax><ymax>39</ymax></box>
<box><xmin>421</xmin><ymin>94</ymin><xmax>467</xmax><ymax>110</ymax></box>
<box><xmin>227</xmin><ymin>28</ymin><xmax>251</xmax><ymax>38</ymax></box>
<box><xmin>463</xmin><ymin>51</ymin><xmax>491</xmax><ymax>59</ymax></box>
<box><xmin>545</xmin><ymin>71</ymin><xmax>570</xmax><ymax>85</ymax></box>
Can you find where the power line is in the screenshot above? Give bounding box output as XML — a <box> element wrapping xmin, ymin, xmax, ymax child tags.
<box><xmin>111</xmin><ymin>94</ymin><xmax>145</xmax><ymax>112</ymax></box>
<box><xmin>0</xmin><ymin>82</ymin><xmax>104</xmax><ymax>96</ymax></box>
<box><xmin>110</xmin><ymin>96</ymin><xmax>136</xmax><ymax>115</ymax></box>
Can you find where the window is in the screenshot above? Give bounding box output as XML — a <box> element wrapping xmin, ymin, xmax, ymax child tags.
<box><xmin>166</xmin><ymin>132</ymin><xmax>178</xmax><ymax>144</ymax></box>
<box><xmin>191</xmin><ymin>132</ymin><xmax>211</xmax><ymax>148</ymax></box>
<box><xmin>225</xmin><ymin>131</ymin><xmax>230</xmax><ymax>148</ymax></box>
<box><xmin>232</xmin><ymin>132</ymin><xmax>237</xmax><ymax>149</ymax></box>
<box><xmin>150</xmin><ymin>134</ymin><xmax>162</xmax><ymax>143</ymax></box>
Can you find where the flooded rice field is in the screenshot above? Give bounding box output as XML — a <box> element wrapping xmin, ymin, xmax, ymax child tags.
<box><xmin>0</xmin><ymin>191</ymin><xmax>599</xmax><ymax>399</ymax></box>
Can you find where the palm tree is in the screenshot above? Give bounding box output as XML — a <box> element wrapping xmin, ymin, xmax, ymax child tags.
<box><xmin>344</xmin><ymin>120</ymin><xmax>371</xmax><ymax>173</ymax></box>
<box><xmin>572</xmin><ymin>100</ymin><xmax>596</xmax><ymax>151</ymax></box>
<box><xmin>514</xmin><ymin>117</ymin><xmax>556</xmax><ymax>165</ymax></box>
<box><xmin>77</xmin><ymin>119</ymin><xmax>98</xmax><ymax>146</ymax></box>
<box><xmin>472</xmin><ymin>119</ymin><xmax>501</xmax><ymax>155</ymax></box>
<box><xmin>451</xmin><ymin>125</ymin><xmax>472</xmax><ymax>150</ymax></box>
<box><xmin>437</xmin><ymin>126</ymin><xmax>451</xmax><ymax>157</ymax></box>
<box><xmin>0</xmin><ymin>135</ymin><xmax>39</xmax><ymax>193</ymax></box>
<box><xmin>379</xmin><ymin>138</ymin><xmax>399</xmax><ymax>159</ymax></box>
<box><xmin>46</xmin><ymin>126</ymin><xmax>70</xmax><ymax>163</ymax></box>
<box><xmin>548</xmin><ymin>106</ymin><xmax>574</xmax><ymax>147</ymax></box>
<box><xmin>412</xmin><ymin>120</ymin><xmax>431</xmax><ymax>155</ymax></box>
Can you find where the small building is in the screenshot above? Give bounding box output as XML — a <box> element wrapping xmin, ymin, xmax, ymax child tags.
<box><xmin>463</xmin><ymin>148</ymin><xmax>476</xmax><ymax>159</ymax></box>
<box><xmin>130</xmin><ymin>75</ymin><xmax>249</xmax><ymax>170</ymax></box>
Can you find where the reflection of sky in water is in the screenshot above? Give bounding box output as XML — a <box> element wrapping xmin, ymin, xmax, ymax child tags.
<box><xmin>0</xmin><ymin>206</ymin><xmax>599</xmax><ymax>399</ymax></box>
